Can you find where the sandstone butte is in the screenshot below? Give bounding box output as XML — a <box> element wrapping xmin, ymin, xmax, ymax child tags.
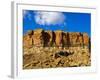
<box><xmin>23</xmin><ymin>29</ymin><xmax>90</xmax><ymax>50</ymax></box>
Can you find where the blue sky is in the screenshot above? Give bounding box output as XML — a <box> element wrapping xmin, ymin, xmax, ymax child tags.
<box><xmin>23</xmin><ymin>10</ymin><xmax>91</xmax><ymax>37</ymax></box>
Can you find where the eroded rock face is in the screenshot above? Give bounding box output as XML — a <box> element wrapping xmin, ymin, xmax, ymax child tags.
<box><xmin>23</xmin><ymin>29</ymin><xmax>91</xmax><ymax>69</ymax></box>
<box><xmin>69</xmin><ymin>32</ymin><xmax>81</xmax><ymax>46</ymax></box>
<box><xmin>23</xmin><ymin>30</ymin><xmax>33</xmax><ymax>48</ymax></box>
<box><xmin>78</xmin><ymin>34</ymin><xmax>83</xmax><ymax>46</ymax></box>
<box><xmin>83</xmin><ymin>33</ymin><xmax>89</xmax><ymax>46</ymax></box>
<box><xmin>43</xmin><ymin>31</ymin><xmax>53</xmax><ymax>46</ymax></box>
<box><xmin>32</xmin><ymin>29</ymin><xmax>44</xmax><ymax>47</ymax></box>
<box><xmin>62</xmin><ymin>32</ymin><xmax>68</xmax><ymax>47</ymax></box>
<box><xmin>23</xmin><ymin>29</ymin><xmax>90</xmax><ymax>48</ymax></box>
<box><xmin>55</xmin><ymin>30</ymin><xmax>63</xmax><ymax>47</ymax></box>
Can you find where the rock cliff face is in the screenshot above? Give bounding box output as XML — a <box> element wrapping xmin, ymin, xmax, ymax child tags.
<box><xmin>23</xmin><ymin>29</ymin><xmax>91</xmax><ymax>69</ymax></box>
<box><xmin>23</xmin><ymin>29</ymin><xmax>90</xmax><ymax>48</ymax></box>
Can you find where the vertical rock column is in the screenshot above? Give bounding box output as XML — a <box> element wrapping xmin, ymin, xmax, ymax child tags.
<box><xmin>83</xmin><ymin>33</ymin><xmax>89</xmax><ymax>47</ymax></box>
<box><xmin>33</xmin><ymin>29</ymin><xmax>44</xmax><ymax>47</ymax></box>
<box><xmin>23</xmin><ymin>30</ymin><xmax>33</xmax><ymax>48</ymax></box>
<box><xmin>76</xmin><ymin>33</ymin><xmax>83</xmax><ymax>47</ymax></box>
<box><xmin>69</xmin><ymin>32</ymin><xmax>79</xmax><ymax>46</ymax></box>
<box><xmin>62</xmin><ymin>32</ymin><xmax>68</xmax><ymax>47</ymax></box>
<box><xmin>43</xmin><ymin>31</ymin><xmax>53</xmax><ymax>47</ymax></box>
<box><xmin>55</xmin><ymin>30</ymin><xmax>63</xmax><ymax>47</ymax></box>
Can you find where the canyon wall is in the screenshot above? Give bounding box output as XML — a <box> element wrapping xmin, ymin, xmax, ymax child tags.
<box><xmin>23</xmin><ymin>29</ymin><xmax>90</xmax><ymax>48</ymax></box>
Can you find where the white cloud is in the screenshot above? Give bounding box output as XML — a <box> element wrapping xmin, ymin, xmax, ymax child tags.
<box><xmin>34</xmin><ymin>11</ymin><xmax>66</xmax><ymax>25</ymax></box>
<box><xmin>23</xmin><ymin>10</ymin><xmax>31</xmax><ymax>20</ymax></box>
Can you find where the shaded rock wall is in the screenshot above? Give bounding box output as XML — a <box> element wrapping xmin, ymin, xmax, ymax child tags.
<box><xmin>23</xmin><ymin>29</ymin><xmax>90</xmax><ymax>48</ymax></box>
